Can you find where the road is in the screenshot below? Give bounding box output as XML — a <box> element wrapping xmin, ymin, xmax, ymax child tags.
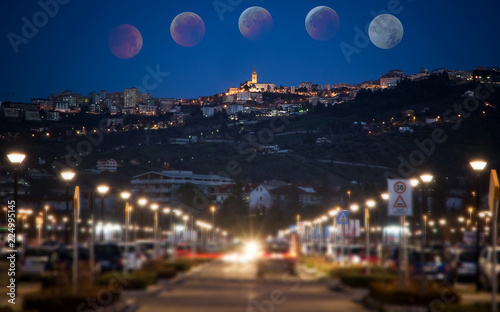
<box><xmin>132</xmin><ymin>260</ymin><xmax>369</xmax><ymax>312</ymax></box>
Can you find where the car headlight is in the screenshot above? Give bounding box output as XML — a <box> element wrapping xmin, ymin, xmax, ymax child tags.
<box><xmin>244</xmin><ymin>241</ymin><xmax>260</xmax><ymax>258</ymax></box>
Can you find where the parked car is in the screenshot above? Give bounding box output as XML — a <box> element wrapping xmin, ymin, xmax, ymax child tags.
<box><xmin>0</xmin><ymin>234</ymin><xmax>28</xmax><ymax>257</ymax></box>
<box><xmin>408</xmin><ymin>249</ymin><xmax>454</xmax><ymax>284</ymax></box>
<box><xmin>20</xmin><ymin>247</ymin><xmax>54</xmax><ymax>277</ymax></box>
<box><xmin>256</xmin><ymin>240</ymin><xmax>297</xmax><ymax>277</ymax></box>
<box><xmin>118</xmin><ymin>243</ymin><xmax>147</xmax><ymax>271</ymax></box>
<box><xmin>478</xmin><ymin>247</ymin><xmax>500</xmax><ymax>290</ymax></box>
<box><xmin>449</xmin><ymin>247</ymin><xmax>477</xmax><ymax>281</ymax></box>
<box><xmin>94</xmin><ymin>242</ymin><xmax>123</xmax><ymax>273</ymax></box>
<box><xmin>45</xmin><ymin>245</ymin><xmax>100</xmax><ymax>275</ymax></box>
<box><xmin>136</xmin><ymin>240</ymin><xmax>155</xmax><ymax>259</ymax></box>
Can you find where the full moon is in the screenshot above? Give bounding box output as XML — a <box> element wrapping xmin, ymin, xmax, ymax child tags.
<box><xmin>368</xmin><ymin>14</ymin><xmax>404</xmax><ymax>49</ymax></box>
<box><xmin>305</xmin><ymin>6</ymin><xmax>340</xmax><ymax>41</ymax></box>
<box><xmin>108</xmin><ymin>24</ymin><xmax>143</xmax><ymax>59</ymax></box>
<box><xmin>171</xmin><ymin>12</ymin><xmax>205</xmax><ymax>47</ymax></box>
<box><xmin>239</xmin><ymin>6</ymin><xmax>273</xmax><ymax>41</ymax></box>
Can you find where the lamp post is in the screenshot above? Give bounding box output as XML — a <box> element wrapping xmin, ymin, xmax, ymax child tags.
<box><xmin>137</xmin><ymin>198</ymin><xmax>148</xmax><ymax>239</ymax></box>
<box><xmin>183</xmin><ymin>215</ymin><xmax>189</xmax><ymax>241</ymax></box>
<box><xmin>7</xmin><ymin>153</ymin><xmax>25</xmax><ymax>205</ymax></box>
<box><xmin>329</xmin><ymin>209</ymin><xmax>339</xmax><ymax>255</ymax></box>
<box><xmin>470</xmin><ymin>160</ymin><xmax>487</xmax><ymax>292</ymax></box>
<box><xmin>210</xmin><ymin>205</ymin><xmax>216</xmax><ymax>242</ymax></box>
<box><xmin>174</xmin><ymin>209</ymin><xmax>182</xmax><ymax>246</ymax></box>
<box><xmin>61</xmin><ymin>171</ymin><xmax>75</xmax><ymax>244</ymax></box>
<box><xmin>97</xmin><ymin>185</ymin><xmax>109</xmax><ymax>241</ymax></box>
<box><xmin>151</xmin><ymin>203</ymin><xmax>159</xmax><ymax>258</ymax></box>
<box><xmin>120</xmin><ymin>191</ymin><xmax>131</xmax><ymax>273</ymax></box>
<box><xmin>44</xmin><ymin>205</ymin><xmax>49</xmax><ymax>240</ymax></box>
<box><xmin>163</xmin><ymin>208</ymin><xmax>171</xmax><ymax>244</ymax></box>
<box><xmin>420</xmin><ymin>174</ymin><xmax>433</xmax><ymax>295</ymax></box>
<box><xmin>365</xmin><ymin>200</ymin><xmax>376</xmax><ymax>275</ymax></box>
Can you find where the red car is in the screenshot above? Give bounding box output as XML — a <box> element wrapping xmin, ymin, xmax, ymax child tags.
<box><xmin>175</xmin><ymin>243</ymin><xmax>192</xmax><ymax>257</ymax></box>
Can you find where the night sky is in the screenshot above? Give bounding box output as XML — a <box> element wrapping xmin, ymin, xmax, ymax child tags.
<box><xmin>1</xmin><ymin>0</ymin><xmax>499</xmax><ymax>102</ymax></box>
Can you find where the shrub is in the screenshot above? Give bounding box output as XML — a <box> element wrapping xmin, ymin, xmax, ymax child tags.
<box><xmin>369</xmin><ymin>280</ymin><xmax>461</xmax><ymax>306</ymax></box>
<box><xmin>157</xmin><ymin>266</ymin><xmax>177</xmax><ymax>279</ymax></box>
<box><xmin>340</xmin><ymin>273</ymin><xmax>397</xmax><ymax>288</ymax></box>
<box><xmin>170</xmin><ymin>260</ymin><xmax>192</xmax><ymax>272</ymax></box>
<box><xmin>95</xmin><ymin>271</ymin><xmax>157</xmax><ymax>290</ymax></box>
<box><xmin>23</xmin><ymin>286</ymin><xmax>121</xmax><ymax>312</ymax></box>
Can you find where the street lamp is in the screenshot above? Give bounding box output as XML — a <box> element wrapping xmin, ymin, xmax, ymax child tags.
<box><xmin>151</xmin><ymin>204</ymin><xmax>159</xmax><ymax>258</ymax></box>
<box><xmin>365</xmin><ymin>200</ymin><xmax>376</xmax><ymax>275</ymax></box>
<box><xmin>183</xmin><ymin>215</ymin><xmax>189</xmax><ymax>241</ymax></box>
<box><xmin>163</xmin><ymin>208</ymin><xmax>172</xmax><ymax>244</ymax></box>
<box><xmin>7</xmin><ymin>153</ymin><xmax>25</xmax><ymax>241</ymax></box>
<box><xmin>44</xmin><ymin>205</ymin><xmax>49</xmax><ymax>240</ymax></box>
<box><xmin>120</xmin><ymin>191</ymin><xmax>131</xmax><ymax>272</ymax></box>
<box><xmin>470</xmin><ymin>160</ymin><xmax>487</xmax><ymax>292</ymax></box>
<box><xmin>137</xmin><ymin>198</ymin><xmax>148</xmax><ymax>239</ymax></box>
<box><xmin>61</xmin><ymin>171</ymin><xmax>75</xmax><ymax>244</ymax></box>
<box><xmin>210</xmin><ymin>205</ymin><xmax>216</xmax><ymax>241</ymax></box>
<box><xmin>420</xmin><ymin>174</ymin><xmax>433</xmax><ymax>246</ymax></box>
<box><xmin>97</xmin><ymin>185</ymin><xmax>109</xmax><ymax>241</ymax></box>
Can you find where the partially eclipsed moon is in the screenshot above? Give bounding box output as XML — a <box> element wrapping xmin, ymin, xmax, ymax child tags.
<box><xmin>305</xmin><ymin>6</ymin><xmax>340</xmax><ymax>41</ymax></box>
<box><xmin>171</xmin><ymin>12</ymin><xmax>205</xmax><ymax>47</ymax></box>
<box><xmin>239</xmin><ymin>6</ymin><xmax>273</xmax><ymax>41</ymax></box>
<box><xmin>368</xmin><ymin>14</ymin><xmax>404</xmax><ymax>49</ymax></box>
<box><xmin>108</xmin><ymin>24</ymin><xmax>143</xmax><ymax>59</ymax></box>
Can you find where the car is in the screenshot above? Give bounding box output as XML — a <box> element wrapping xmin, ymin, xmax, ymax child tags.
<box><xmin>45</xmin><ymin>245</ymin><xmax>100</xmax><ymax>275</ymax></box>
<box><xmin>118</xmin><ymin>243</ymin><xmax>147</xmax><ymax>271</ymax></box>
<box><xmin>175</xmin><ymin>242</ymin><xmax>192</xmax><ymax>257</ymax></box>
<box><xmin>20</xmin><ymin>247</ymin><xmax>54</xmax><ymax>277</ymax></box>
<box><xmin>408</xmin><ymin>249</ymin><xmax>454</xmax><ymax>284</ymax></box>
<box><xmin>449</xmin><ymin>247</ymin><xmax>477</xmax><ymax>281</ymax></box>
<box><xmin>136</xmin><ymin>240</ymin><xmax>155</xmax><ymax>259</ymax></box>
<box><xmin>478</xmin><ymin>247</ymin><xmax>500</xmax><ymax>290</ymax></box>
<box><xmin>256</xmin><ymin>240</ymin><xmax>297</xmax><ymax>277</ymax></box>
<box><xmin>94</xmin><ymin>242</ymin><xmax>123</xmax><ymax>272</ymax></box>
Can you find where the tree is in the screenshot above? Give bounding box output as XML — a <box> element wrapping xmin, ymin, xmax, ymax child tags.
<box><xmin>218</xmin><ymin>176</ymin><xmax>250</xmax><ymax>236</ymax></box>
<box><xmin>176</xmin><ymin>182</ymin><xmax>204</xmax><ymax>210</ymax></box>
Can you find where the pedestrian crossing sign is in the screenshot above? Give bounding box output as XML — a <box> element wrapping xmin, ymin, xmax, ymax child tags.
<box><xmin>337</xmin><ymin>210</ymin><xmax>349</xmax><ymax>224</ymax></box>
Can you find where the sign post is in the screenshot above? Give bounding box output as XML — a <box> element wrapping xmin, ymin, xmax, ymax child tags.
<box><xmin>388</xmin><ymin>179</ymin><xmax>413</xmax><ymax>288</ymax></box>
<box><xmin>337</xmin><ymin>211</ymin><xmax>350</xmax><ymax>268</ymax></box>
<box><xmin>489</xmin><ymin>170</ymin><xmax>499</xmax><ymax>312</ymax></box>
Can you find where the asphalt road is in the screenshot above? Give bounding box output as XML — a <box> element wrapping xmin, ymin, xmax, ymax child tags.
<box><xmin>132</xmin><ymin>260</ymin><xmax>369</xmax><ymax>312</ymax></box>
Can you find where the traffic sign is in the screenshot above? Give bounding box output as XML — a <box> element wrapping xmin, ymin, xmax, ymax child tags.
<box><xmin>337</xmin><ymin>210</ymin><xmax>350</xmax><ymax>224</ymax></box>
<box><xmin>388</xmin><ymin>179</ymin><xmax>413</xmax><ymax>216</ymax></box>
<box><xmin>289</xmin><ymin>225</ymin><xmax>297</xmax><ymax>233</ymax></box>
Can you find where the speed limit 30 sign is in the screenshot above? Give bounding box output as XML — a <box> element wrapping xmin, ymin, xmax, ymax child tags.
<box><xmin>388</xmin><ymin>179</ymin><xmax>413</xmax><ymax>216</ymax></box>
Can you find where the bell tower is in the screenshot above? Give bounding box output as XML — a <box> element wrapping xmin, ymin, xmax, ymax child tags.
<box><xmin>252</xmin><ymin>68</ymin><xmax>257</xmax><ymax>84</ymax></box>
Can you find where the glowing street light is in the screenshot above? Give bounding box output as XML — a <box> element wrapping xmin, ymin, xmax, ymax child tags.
<box><xmin>210</xmin><ymin>205</ymin><xmax>216</xmax><ymax>241</ymax></box>
<box><xmin>151</xmin><ymin>203</ymin><xmax>159</xmax><ymax>258</ymax></box>
<box><xmin>97</xmin><ymin>185</ymin><xmax>109</xmax><ymax>241</ymax></box>
<box><xmin>470</xmin><ymin>159</ymin><xmax>486</xmax><ymax>292</ymax></box>
<box><xmin>61</xmin><ymin>170</ymin><xmax>75</xmax><ymax>244</ymax></box>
